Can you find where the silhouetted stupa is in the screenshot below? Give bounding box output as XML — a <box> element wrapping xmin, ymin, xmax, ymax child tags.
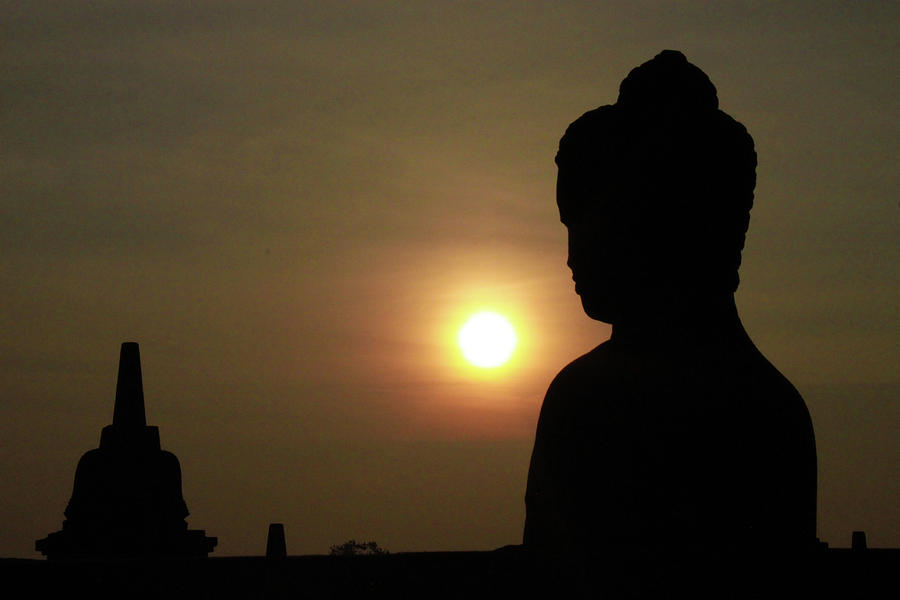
<box><xmin>36</xmin><ymin>342</ymin><xmax>216</xmax><ymax>559</ymax></box>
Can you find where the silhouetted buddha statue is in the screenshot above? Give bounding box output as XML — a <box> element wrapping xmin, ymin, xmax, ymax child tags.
<box><xmin>524</xmin><ymin>51</ymin><xmax>816</xmax><ymax>556</ymax></box>
<box><xmin>36</xmin><ymin>342</ymin><xmax>216</xmax><ymax>559</ymax></box>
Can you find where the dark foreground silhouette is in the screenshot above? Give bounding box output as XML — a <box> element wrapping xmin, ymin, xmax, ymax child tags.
<box><xmin>36</xmin><ymin>343</ymin><xmax>216</xmax><ymax>559</ymax></box>
<box><xmin>523</xmin><ymin>51</ymin><xmax>817</xmax><ymax>586</ymax></box>
<box><xmin>6</xmin><ymin>543</ymin><xmax>896</xmax><ymax>599</ymax></box>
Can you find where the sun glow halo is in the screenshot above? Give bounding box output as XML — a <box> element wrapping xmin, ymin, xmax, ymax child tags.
<box><xmin>457</xmin><ymin>311</ymin><xmax>517</xmax><ymax>368</ymax></box>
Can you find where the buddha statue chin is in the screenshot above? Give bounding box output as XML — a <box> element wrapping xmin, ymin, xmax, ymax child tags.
<box><xmin>524</xmin><ymin>51</ymin><xmax>817</xmax><ymax>557</ymax></box>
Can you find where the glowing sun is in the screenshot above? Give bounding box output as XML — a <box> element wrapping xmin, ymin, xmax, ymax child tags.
<box><xmin>457</xmin><ymin>311</ymin><xmax>517</xmax><ymax>368</ymax></box>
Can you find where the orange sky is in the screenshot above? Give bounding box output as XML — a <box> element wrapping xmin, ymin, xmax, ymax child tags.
<box><xmin>1</xmin><ymin>2</ymin><xmax>897</xmax><ymax>556</ymax></box>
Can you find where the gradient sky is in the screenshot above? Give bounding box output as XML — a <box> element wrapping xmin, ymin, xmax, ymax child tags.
<box><xmin>2</xmin><ymin>2</ymin><xmax>897</xmax><ymax>557</ymax></box>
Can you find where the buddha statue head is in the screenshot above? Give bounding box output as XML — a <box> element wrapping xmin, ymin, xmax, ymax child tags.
<box><xmin>556</xmin><ymin>50</ymin><xmax>757</xmax><ymax>324</ymax></box>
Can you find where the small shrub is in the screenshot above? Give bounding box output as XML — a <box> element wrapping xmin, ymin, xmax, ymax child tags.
<box><xmin>329</xmin><ymin>539</ymin><xmax>389</xmax><ymax>556</ymax></box>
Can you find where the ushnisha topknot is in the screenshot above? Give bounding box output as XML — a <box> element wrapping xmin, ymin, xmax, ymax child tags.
<box><xmin>555</xmin><ymin>50</ymin><xmax>757</xmax><ymax>293</ymax></box>
<box><xmin>617</xmin><ymin>49</ymin><xmax>719</xmax><ymax>114</ymax></box>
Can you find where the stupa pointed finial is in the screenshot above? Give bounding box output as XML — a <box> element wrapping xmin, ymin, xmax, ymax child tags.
<box><xmin>113</xmin><ymin>342</ymin><xmax>146</xmax><ymax>428</ymax></box>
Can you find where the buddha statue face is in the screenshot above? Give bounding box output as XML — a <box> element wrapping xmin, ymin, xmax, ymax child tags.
<box><xmin>558</xmin><ymin>167</ymin><xmax>634</xmax><ymax>324</ymax></box>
